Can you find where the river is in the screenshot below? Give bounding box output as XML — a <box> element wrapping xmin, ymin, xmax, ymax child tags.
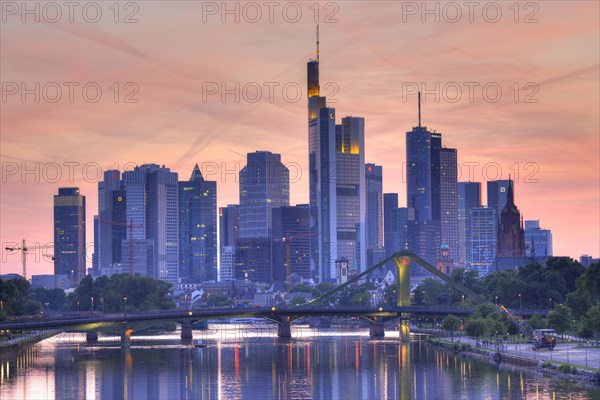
<box><xmin>1</xmin><ymin>323</ymin><xmax>598</xmax><ymax>399</ymax></box>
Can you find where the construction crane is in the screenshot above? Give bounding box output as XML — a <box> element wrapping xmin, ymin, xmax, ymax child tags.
<box><xmin>98</xmin><ymin>219</ymin><xmax>143</xmax><ymax>275</ymax></box>
<box><xmin>4</xmin><ymin>239</ymin><xmax>54</xmax><ymax>280</ymax></box>
<box><xmin>497</xmin><ymin>305</ymin><xmax>556</xmax><ymax>350</ymax></box>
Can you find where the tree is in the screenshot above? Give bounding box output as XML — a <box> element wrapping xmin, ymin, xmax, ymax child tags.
<box><xmin>32</xmin><ymin>288</ymin><xmax>66</xmax><ymax>311</ymax></box>
<box><xmin>547</xmin><ymin>304</ymin><xmax>573</xmax><ymax>336</ymax></box>
<box><xmin>383</xmin><ymin>283</ymin><xmax>397</xmax><ymax>305</ymax></box>
<box><xmin>412</xmin><ymin>278</ymin><xmax>447</xmax><ymax>306</ymax></box>
<box><xmin>442</xmin><ymin>315</ymin><xmax>461</xmax><ymax>342</ymax></box>
<box><xmin>0</xmin><ymin>278</ymin><xmax>41</xmax><ymax>317</ymax></box>
<box><xmin>65</xmin><ymin>274</ymin><xmax>175</xmax><ymax>312</ymax></box>
<box><xmin>527</xmin><ymin>314</ymin><xmax>547</xmax><ymax>329</ymax></box>
<box><xmin>350</xmin><ymin>291</ymin><xmax>371</xmax><ymax>306</ymax></box>
<box><xmin>289</xmin><ymin>295</ymin><xmax>306</xmax><ymax>307</ymax></box>
<box><xmin>290</xmin><ymin>284</ymin><xmax>313</xmax><ymax>293</ymax></box>
<box><xmin>578</xmin><ymin>303</ymin><xmax>600</xmax><ymax>345</ymax></box>
<box><xmin>466</xmin><ymin>319</ymin><xmax>486</xmax><ymax>343</ymax></box>
<box><xmin>206</xmin><ymin>293</ymin><xmax>233</xmax><ymax>307</ymax></box>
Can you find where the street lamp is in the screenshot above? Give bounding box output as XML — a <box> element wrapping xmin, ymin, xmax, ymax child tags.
<box><xmin>100</xmin><ymin>297</ymin><xmax>105</xmax><ymax>314</ymax></box>
<box><xmin>549</xmin><ymin>298</ymin><xmax>552</xmax><ymax>309</ymax></box>
<box><xmin>518</xmin><ymin>293</ymin><xmax>522</xmax><ymax>309</ymax></box>
<box><xmin>90</xmin><ymin>297</ymin><xmax>94</xmax><ymax>312</ymax></box>
<box><xmin>123</xmin><ymin>297</ymin><xmax>128</xmax><ymax>320</ymax></box>
<box><xmin>77</xmin><ymin>300</ymin><xmax>80</xmax><ymax>312</ymax></box>
<box><xmin>495</xmin><ymin>296</ymin><xmax>498</xmax><ymax>305</ymax></box>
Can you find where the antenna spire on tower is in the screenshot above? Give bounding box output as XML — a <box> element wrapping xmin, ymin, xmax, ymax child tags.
<box><xmin>316</xmin><ymin>24</ymin><xmax>320</xmax><ymax>62</ymax></box>
<box><xmin>418</xmin><ymin>91</ymin><xmax>422</xmax><ymax>127</ymax></box>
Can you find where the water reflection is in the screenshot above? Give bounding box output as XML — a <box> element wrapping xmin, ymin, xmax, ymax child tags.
<box><xmin>1</xmin><ymin>327</ymin><xmax>598</xmax><ymax>399</ymax></box>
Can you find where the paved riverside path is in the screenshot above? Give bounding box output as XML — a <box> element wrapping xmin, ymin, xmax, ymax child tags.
<box><xmin>441</xmin><ymin>335</ymin><xmax>600</xmax><ymax>371</ymax></box>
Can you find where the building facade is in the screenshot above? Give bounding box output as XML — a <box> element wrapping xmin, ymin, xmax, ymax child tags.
<box><xmin>53</xmin><ymin>187</ymin><xmax>86</xmax><ymax>286</ymax></box>
<box><xmin>122</xmin><ymin>164</ymin><xmax>179</xmax><ymax>283</ymax></box>
<box><xmin>272</xmin><ymin>205</ymin><xmax>311</xmax><ymax>282</ymax></box>
<box><xmin>457</xmin><ymin>182</ymin><xmax>481</xmax><ymax>266</ymax></box>
<box><xmin>179</xmin><ymin>164</ymin><xmax>217</xmax><ymax>283</ymax></box>
<box><xmin>524</xmin><ymin>220</ymin><xmax>553</xmax><ymax>257</ymax></box>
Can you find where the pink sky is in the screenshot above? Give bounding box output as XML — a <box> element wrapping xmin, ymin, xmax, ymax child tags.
<box><xmin>1</xmin><ymin>1</ymin><xmax>599</xmax><ymax>277</ymax></box>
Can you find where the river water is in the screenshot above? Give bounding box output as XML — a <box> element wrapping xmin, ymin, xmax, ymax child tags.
<box><xmin>1</xmin><ymin>323</ymin><xmax>598</xmax><ymax>399</ymax></box>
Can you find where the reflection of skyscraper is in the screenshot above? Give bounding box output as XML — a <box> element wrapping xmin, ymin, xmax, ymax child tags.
<box><xmin>179</xmin><ymin>164</ymin><xmax>217</xmax><ymax>283</ymax></box>
<box><xmin>54</xmin><ymin>187</ymin><xmax>86</xmax><ymax>286</ymax></box>
<box><xmin>497</xmin><ymin>180</ymin><xmax>525</xmax><ymax>257</ymax></box>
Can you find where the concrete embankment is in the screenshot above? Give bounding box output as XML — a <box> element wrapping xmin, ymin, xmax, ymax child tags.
<box><xmin>427</xmin><ymin>338</ymin><xmax>600</xmax><ymax>385</ymax></box>
<box><xmin>0</xmin><ymin>331</ymin><xmax>58</xmax><ymax>354</ymax></box>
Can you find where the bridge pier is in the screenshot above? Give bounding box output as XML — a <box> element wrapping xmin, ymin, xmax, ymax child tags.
<box><xmin>181</xmin><ymin>320</ymin><xmax>193</xmax><ymax>341</ymax></box>
<box><xmin>369</xmin><ymin>317</ymin><xmax>385</xmax><ymax>338</ymax></box>
<box><xmin>120</xmin><ymin>327</ymin><xmax>131</xmax><ymax>347</ymax></box>
<box><xmin>277</xmin><ymin>317</ymin><xmax>292</xmax><ymax>338</ymax></box>
<box><xmin>86</xmin><ymin>330</ymin><xmax>99</xmax><ymax>343</ymax></box>
<box><xmin>399</xmin><ymin>319</ymin><xmax>410</xmax><ymax>341</ymax></box>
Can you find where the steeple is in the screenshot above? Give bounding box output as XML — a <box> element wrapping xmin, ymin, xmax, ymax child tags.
<box><xmin>190</xmin><ymin>164</ymin><xmax>203</xmax><ymax>181</ymax></box>
<box><xmin>506</xmin><ymin>176</ymin><xmax>514</xmax><ymax>206</ymax></box>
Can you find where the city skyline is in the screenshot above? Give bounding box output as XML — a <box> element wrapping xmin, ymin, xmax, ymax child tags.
<box><xmin>2</xmin><ymin>2</ymin><xmax>599</xmax><ymax>276</ymax></box>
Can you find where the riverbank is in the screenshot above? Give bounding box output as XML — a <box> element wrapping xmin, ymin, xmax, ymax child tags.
<box><xmin>0</xmin><ymin>330</ymin><xmax>58</xmax><ymax>354</ymax></box>
<box><xmin>427</xmin><ymin>337</ymin><xmax>600</xmax><ymax>385</ymax></box>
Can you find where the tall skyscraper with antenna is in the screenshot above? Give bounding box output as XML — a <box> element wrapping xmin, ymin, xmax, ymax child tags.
<box><xmin>308</xmin><ymin>26</ymin><xmax>366</xmax><ymax>282</ymax></box>
<box><xmin>406</xmin><ymin>93</ymin><xmax>458</xmax><ymax>268</ymax></box>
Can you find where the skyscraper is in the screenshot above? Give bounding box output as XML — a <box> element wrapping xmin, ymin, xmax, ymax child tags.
<box><xmin>497</xmin><ymin>180</ymin><xmax>525</xmax><ymax>257</ymax></box>
<box><xmin>237</xmin><ymin>151</ymin><xmax>289</xmax><ymax>282</ymax></box>
<box><xmin>440</xmin><ymin>148</ymin><xmax>459</xmax><ymax>263</ymax></box>
<box><xmin>219</xmin><ymin>204</ymin><xmax>239</xmax><ymax>282</ymax></box>
<box><xmin>96</xmin><ymin>170</ymin><xmax>126</xmax><ymax>276</ymax></box>
<box><xmin>469</xmin><ymin>207</ymin><xmax>497</xmax><ymax>274</ymax></box>
<box><xmin>335</xmin><ymin>117</ymin><xmax>366</xmax><ymax>273</ymax></box>
<box><xmin>457</xmin><ymin>182</ymin><xmax>481</xmax><ymax>265</ymax></box>
<box><xmin>487</xmin><ymin>179</ymin><xmax>512</xmax><ymax>220</ymax></box>
<box><xmin>383</xmin><ymin>193</ymin><xmax>411</xmax><ymax>260</ymax></box>
<box><xmin>308</xmin><ymin>30</ymin><xmax>366</xmax><ymax>281</ymax></box>
<box><xmin>122</xmin><ymin>164</ymin><xmax>179</xmax><ymax>283</ymax></box>
<box><xmin>524</xmin><ymin>220</ymin><xmax>553</xmax><ymax>257</ymax></box>
<box><xmin>53</xmin><ymin>187</ymin><xmax>86</xmax><ymax>286</ymax></box>
<box><xmin>405</xmin><ymin>95</ymin><xmax>451</xmax><ymax>267</ymax></box>
<box><xmin>272</xmin><ymin>205</ymin><xmax>311</xmax><ymax>282</ymax></box>
<box><xmin>239</xmin><ymin>151</ymin><xmax>290</xmax><ymax>238</ymax></box>
<box><xmin>366</xmin><ymin>164</ymin><xmax>384</xmax><ymax>266</ymax></box>
<box><xmin>179</xmin><ymin>164</ymin><xmax>217</xmax><ymax>283</ymax></box>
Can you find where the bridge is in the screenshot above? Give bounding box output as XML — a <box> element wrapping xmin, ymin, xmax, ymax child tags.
<box><xmin>0</xmin><ymin>251</ymin><xmax>548</xmax><ymax>345</ymax></box>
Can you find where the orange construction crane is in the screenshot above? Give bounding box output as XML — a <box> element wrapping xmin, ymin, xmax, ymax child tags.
<box><xmin>99</xmin><ymin>219</ymin><xmax>143</xmax><ymax>275</ymax></box>
<box><xmin>4</xmin><ymin>239</ymin><xmax>53</xmax><ymax>280</ymax></box>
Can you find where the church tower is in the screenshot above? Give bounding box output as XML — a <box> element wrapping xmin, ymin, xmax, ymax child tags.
<box><xmin>497</xmin><ymin>179</ymin><xmax>525</xmax><ymax>257</ymax></box>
